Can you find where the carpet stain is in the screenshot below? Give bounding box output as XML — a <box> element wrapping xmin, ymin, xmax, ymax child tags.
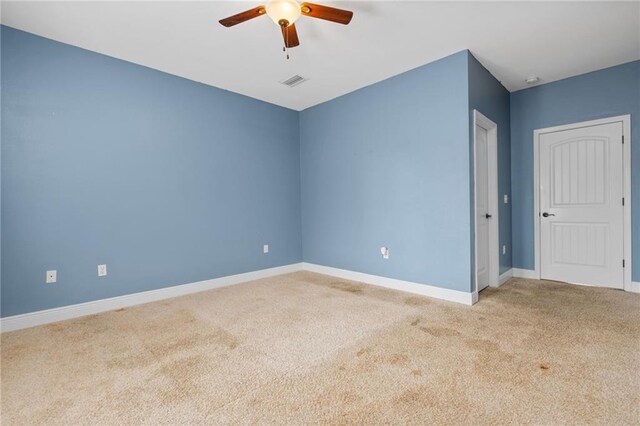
<box><xmin>107</xmin><ymin>318</ymin><xmax>239</xmax><ymax>372</ymax></box>
<box><xmin>329</xmin><ymin>281</ymin><xmax>364</xmax><ymax>294</ymax></box>
<box><xmin>107</xmin><ymin>352</ymin><xmax>155</xmax><ymax>370</ymax></box>
<box><xmin>404</xmin><ymin>296</ymin><xmax>431</xmax><ymax>306</ymax></box>
<box><xmin>387</xmin><ymin>353</ymin><xmax>409</xmax><ymax>366</ymax></box>
<box><xmin>411</xmin><ymin>369</ymin><xmax>423</xmax><ymax>376</ymax></box>
<box><xmin>393</xmin><ymin>387</ymin><xmax>439</xmax><ymax>409</ymax></box>
<box><xmin>472</xmin><ymin>348</ymin><xmax>523</xmax><ymax>385</ymax></box>
<box><xmin>3</xmin><ymin>343</ymin><xmax>27</xmax><ymax>361</ymax></box>
<box><xmin>148</xmin><ymin>327</ymin><xmax>239</xmax><ymax>356</ymax></box>
<box><xmin>46</xmin><ymin>323</ymin><xmax>63</xmax><ymax>332</ymax></box>
<box><xmin>356</xmin><ymin>347</ymin><xmax>370</xmax><ymax>357</ymax></box>
<box><xmin>420</xmin><ymin>326</ymin><xmax>460</xmax><ymax>337</ymax></box>
<box><xmin>465</xmin><ymin>338</ymin><xmax>499</xmax><ymax>352</ymax></box>
<box><xmin>316</xmin><ymin>390</ymin><xmax>362</xmax><ymax>405</ymax></box>
<box><xmin>341</xmin><ymin>392</ymin><xmax>361</xmax><ymax>404</ymax></box>
<box><xmin>539</xmin><ymin>362</ymin><xmax>550</xmax><ymax>370</ymax></box>
<box><xmin>158</xmin><ymin>355</ymin><xmax>209</xmax><ymax>405</ymax></box>
<box><xmin>410</xmin><ymin>318</ymin><xmax>420</xmax><ymax>326</ymax></box>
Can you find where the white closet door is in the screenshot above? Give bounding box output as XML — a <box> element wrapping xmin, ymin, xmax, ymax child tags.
<box><xmin>539</xmin><ymin>122</ymin><xmax>624</xmax><ymax>288</ymax></box>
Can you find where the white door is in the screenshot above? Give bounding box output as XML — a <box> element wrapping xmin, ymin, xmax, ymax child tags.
<box><xmin>475</xmin><ymin>124</ymin><xmax>490</xmax><ymax>291</ymax></box>
<box><xmin>539</xmin><ymin>122</ymin><xmax>624</xmax><ymax>289</ymax></box>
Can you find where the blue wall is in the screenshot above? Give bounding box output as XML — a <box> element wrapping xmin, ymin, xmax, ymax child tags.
<box><xmin>300</xmin><ymin>51</ymin><xmax>473</xmax><ymax>292</ymax></box>
<box><xmin>1</xmin><ymin>26</ymin><xmax>302</xmax><ymax>317</ymax></box>
<box><xmin>4</xmin><ymin>24</ymin><xmax>636</xmax><ymax>318</ymax></box>
<box><xmin>467</xmin><ymin>52</ymin><xmax>512</xmax><ymax>277</ymax></box>
<box><xmin>511</xmin><ymin>61</ymin><xmax>640</xmax><ymax>281</ymax></box>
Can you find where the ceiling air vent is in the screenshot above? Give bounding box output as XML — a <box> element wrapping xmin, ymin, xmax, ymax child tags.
<box><xmin>280</xmin><ymin>75</ymin><xmax>307</xmax><ymax>88</ymax></box>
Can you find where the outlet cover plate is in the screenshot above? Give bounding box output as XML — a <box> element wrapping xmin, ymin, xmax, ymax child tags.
<box><xmin>98</xmin><ymin>264</ymin><xmax>107</xmax><ymax>277</ymax></box>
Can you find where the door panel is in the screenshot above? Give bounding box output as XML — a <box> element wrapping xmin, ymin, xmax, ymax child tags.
<box><xmin>475</xmin><ymin>125</ymin><xmax>489</xmax><ymax>291</ymax></box>
<box><xmin>539</xmin><ymin>122</ymin><xmax>623</xmax><ymax>288</ymax></box>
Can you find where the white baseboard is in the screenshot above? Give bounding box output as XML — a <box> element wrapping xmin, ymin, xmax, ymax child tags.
<box><xmin>4</xmin><ymin>259</ymin><xmax>632</xmax><ymax>333</ymax></box>
<box><xmin>497</xmin><ymin>269</ymin><xmax>513</xmax><ymax>286</ymax></box>
<box><xmin>301</xmin><ymin>262</ymin><xmax>475</xmax><ymax>306</ymax></box>
<box><xmin>0</xmin><ymin>261</ymin><xmax>491</xmax><ymax>333</ymax></box>
<box><xmin>512</xmin><ymin>268</ymin><xmax>539</xmax><ymax>279</ymax></box>
<box><xmin>0</xmin><ymin>263</ymin><xmax>304</xmax><ymax>333</ymax></box>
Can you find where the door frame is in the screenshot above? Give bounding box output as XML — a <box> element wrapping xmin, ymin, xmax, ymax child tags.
<box><xmin>533</xmin><ymin>114</ymin><xmax>632</xmax><ymax>291</ymax></box>
<box><xmin>473</xmin><ymin>110</ymin><xmax>499</xmax><ymax>294</ymax></box>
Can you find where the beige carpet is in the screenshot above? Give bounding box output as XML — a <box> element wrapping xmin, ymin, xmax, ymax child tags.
<box><xmin>2</xmin><ymin>271</ymin><xmax>639</xmax><ymax>425</ymax></box>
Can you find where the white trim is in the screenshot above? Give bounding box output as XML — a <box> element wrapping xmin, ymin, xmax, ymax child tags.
<box><xmin>498</xmin><ymin>269</ymin><xmax>513</xmax><ymax>286</ymax></box>
<box><xmin>533</xmin><ymin>115</ymin><xmax>632</xmax><ymax>291</ymax></box>
<box><xmin>302</xmin><ymin>262</ymin><xmax>476</xmax><ymax>305</ymax></box>
<box><xmin>1</xmin><ymin>262</ymin><xmax>479</xmax><ymax>332</ymax></box>
<box><xmin>473</xmin><ymin>110</ymin><xmax>500</xmax><ymax>293</ymax></box>
<box><xmin>0</xmin><ymin>263</ymin><xmax>304</xmax><ymax>333</ymax></box>
<box><xmin>512</xmin><ymin>268</ymin><xmax>539</xmax><ymax>279</ymax></box>
<box><xmin>622</xmin><ymin>117</ymin><xmax>633</xmax><ymax>292</ymax></box>
<box><xmin>630</xmin><ymin>282</ymin><xmax>640</xmax><ymax>294</ymax></box>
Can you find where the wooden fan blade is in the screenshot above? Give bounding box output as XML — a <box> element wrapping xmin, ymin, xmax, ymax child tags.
<box><xmin>300</xmin><ymin>2</ymin><xmax>353</xmax><ymax>25</ymax></box>
<box><xmin>219</xmin><ymin>6</ymin><xmax>266</xmax><ymax>27</ymax></box>
<box><xmin>281</xmin><ymin>23</ymin><xmax>300</xmax><ymax>48</ymax></box>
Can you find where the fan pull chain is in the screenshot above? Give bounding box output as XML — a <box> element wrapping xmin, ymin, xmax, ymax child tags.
<box><xmin>281</xmin><ymin>21</ymin><xmax>290</xmax><ymax>60</ymax></box>
<box><xmin>285</xmin><ymin>29</ymin><xmax>289</xmax><ymax>60</ymax></box>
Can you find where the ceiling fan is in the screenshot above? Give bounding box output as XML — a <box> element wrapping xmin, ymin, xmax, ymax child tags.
<box><xmin>219</xmin><ymin>0</ymin><xmax>353</xmax><ymax>50</ymax></box>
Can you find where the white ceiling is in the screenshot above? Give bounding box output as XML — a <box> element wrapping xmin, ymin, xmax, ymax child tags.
<box><xmin>2</xmin><ymin>1</ymin><xmax>639</xmax><ymax>111</ymax></box>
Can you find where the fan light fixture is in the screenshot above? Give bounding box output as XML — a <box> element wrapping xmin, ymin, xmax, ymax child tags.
<box><xmin>219</xmin><ymin>1</ymin><xmax>353</xmax><ymax>53</ymax></box>
<box><xmin>265</xmin><ymin>0</ymin><xmax>301</xmax><ymax>26</ymax></box>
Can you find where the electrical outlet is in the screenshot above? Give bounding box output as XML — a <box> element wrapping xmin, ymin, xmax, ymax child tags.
<box><xmin>46</xmin><ymin>270</ymin><xmax>57</xmax><ymax>284</ymax></box>
<box><xmin>502</xmin><ymin>245</ymin><xmax>506</xmax><ymax>255</ymax></box>
<box><xmin>504</xmin><ymin>194</ymin><xmax>509</xmax><ymax>204</ymax></box>
<box><xmin>97</xmin><ymin>264</ymin><xmax>107</xmax><ymax>277</ymax></box>
<box><xmin>263</xmin><ymin>244</ymin><xmax>269</xmax><ymax>254</ymax></box>
<box><xmin>380</xmin><ymin>246</ymin><xmax>389</xmax><ymax>260</ymax></box>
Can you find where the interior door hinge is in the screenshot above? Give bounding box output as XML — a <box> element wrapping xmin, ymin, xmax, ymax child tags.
<box><xmin>622</xmin><ymin>135</ymin><xmax>625</xmax><ymax>144</ymax></box>
<box><xmin>623</xmin><ymin>259</ymin><xmax>625</xmax><ymax>268</ymax></box>
<box><xmin>622</xmin><ymin>197</ymin><xmax>625</xmax><ymax>206</ymax></box>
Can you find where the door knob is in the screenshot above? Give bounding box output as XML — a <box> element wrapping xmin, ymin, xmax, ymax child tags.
<box><xmin>542</xmin><ymin>212</ymin><xmax>555</xmax><ymax>217</ymax></box>
<box><xmin>485</xmin><ymin>213</ymin><xmax>492</xmax><ymax>219</ymax></box>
